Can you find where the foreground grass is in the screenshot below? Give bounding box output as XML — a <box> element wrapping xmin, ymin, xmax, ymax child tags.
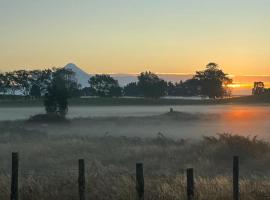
<box><xmin>0</xmin><ymin>126</ymin><xmax>270</xmax><ymax>199</ymax></box>
<box><xmin>1</xmin><ymin>174</ymin><xmax>269</xmax><ymax>200</ymax></box>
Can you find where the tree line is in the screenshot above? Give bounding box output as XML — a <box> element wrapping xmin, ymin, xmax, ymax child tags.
<box><xmin>86</xmin><ymin>63</ymin><xmax>232</xmax><ymax>99</ymax></box>
<box><xmin>0</xmin><ymin>63</ymin><xmax>233</xmax><ymax>100</ymax></box>
<box><xmin>0</xmin><ymin>63</ymin><xmax>232</xmax><ymax>118</ymax></box>
<box><xmin>0</xmin><ymin>68</ymin><xmax>80</xmax><ymax>98</ymax></box>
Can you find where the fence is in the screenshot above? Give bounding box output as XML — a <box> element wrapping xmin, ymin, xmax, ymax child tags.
<box><xmin>5</xmin><ymin>152</ymin><xmax>246</xmax><ymax>200</ymax></box>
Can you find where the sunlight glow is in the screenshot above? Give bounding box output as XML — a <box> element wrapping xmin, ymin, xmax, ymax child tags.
<box><xmin>227</xmin><ymin>84</ymin><xmax>242</xmax><ymax>88</ymax></box>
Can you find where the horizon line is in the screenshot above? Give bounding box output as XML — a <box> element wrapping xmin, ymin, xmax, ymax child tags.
<box><xmin>3</xmin><ymin>65</ymin><xmax>270</xmax><ymax>77</ymax></box>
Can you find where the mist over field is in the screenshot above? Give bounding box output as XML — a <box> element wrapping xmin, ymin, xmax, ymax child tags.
<box><xmin>1</xmin><ymin>105</ymin><xmax>270</xmax><ymax>199</ymax></box>
<box><xmin>1</xmin><ymin>104</ymin><xmax>270</xmax><ymax>139</ymax></box>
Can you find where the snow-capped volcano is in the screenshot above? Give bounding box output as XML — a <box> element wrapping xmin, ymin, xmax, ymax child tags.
<box><xmin>64</xmin><ymin>63</ymin><xmax>91</xmax><ymax>88</ymax></box>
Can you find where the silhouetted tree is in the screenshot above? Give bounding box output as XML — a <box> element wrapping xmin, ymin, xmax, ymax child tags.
<box><xmin>166</xmin><ymin>81</ymin><xmax>175</xmax><ymax>96</ymax></box>
<box><xmin>30</xmin><ymin>84</ymin><xmax>41</xmax><ymax>98</ymax></box>
<box><xmin>12</xmin><ymin>70</ymin><xmax>31</xmax><ymax>96</ymax></box>
<box><xmin>176</xmin><ymin>79</ymin><xmax>200</xmax><ymax>96</ymax></box>
<box><xmin>44</xmin><ymin>68</ymin><xmax>80</xmax><ymax>117</ymax></box>
<box><xmin>123</xmin><ymin>82</ymin><xmax>140</xmax><ymax>96</ymax></box>
<box><xmin>193</xmin><ymin>63</ymin><xmax>232</xmax><ymax>98</ymax></box>
<box><xmin>80</xmin><ymin>87</ymin><xmax>94</xmax><ymax>96</ymax></box>
<box><xmin>29</xmin><ymin>69</ymin><xmax>52</xmax><ymax>97</ymax></box>
<box><xmin>4</xmin><ymin>72</ymin><xmax>18</xmax><ymax>95</ymax></box>
<box><xmin>89</xmin><ymin>74</ymin><xmax>122</xmax><ymax>97</ymax></box>
<box><xmin>0</xmin><ymin>73</ymin><xmax>7</xmax><ymax>94</ymax></box>
<box><xmin>137</xmin><ymin>71</ymin><xmax>167</xmax><ymax>98</ymax></box>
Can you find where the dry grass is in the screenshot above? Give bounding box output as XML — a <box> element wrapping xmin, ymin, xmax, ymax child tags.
<box><xmin>0</xmin><ymin>120</ymin><xmax>270</xmax><ymax>199</ymax></box>
<box><xmin>0</xmin><ymin>174</ymin><xmax>270</xmax><ymax>200</ymax></box>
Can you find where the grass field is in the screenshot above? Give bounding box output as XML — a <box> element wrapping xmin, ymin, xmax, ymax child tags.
<box><xmin>1</xmin><ymin>94</ymin><xmax>270</xmax><ymax>107</ymax></box>
<box><xmin>0</xmin><ymin>116</ymin><xmax>270</xmax><ymax>199</ymax></box>
<box><xmin>1</xmin><ymin>96</ymin><xmax>270</xmax><ymax>199</ymax></box>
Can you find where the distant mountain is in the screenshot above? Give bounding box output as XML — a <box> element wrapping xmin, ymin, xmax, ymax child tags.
<box><xmin>64</xmin><ymin>63</ymin><xmax>91</xmax><ymax>88</ymax></box>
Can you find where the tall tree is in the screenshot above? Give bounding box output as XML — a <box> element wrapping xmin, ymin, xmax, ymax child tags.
<box><xmin>44</xmin><ymin>68</ymin><xmax>80</xmax><ymax>117</ymax></box>
<box><xmin>137</xmin><ymin>71</ymin><xmax>167</xmax><ymax>98</ymax></box>
<box><xmin>193</xmin><ymin>63</ymin><xmax>232</xmax><ymax>99</ymax></box>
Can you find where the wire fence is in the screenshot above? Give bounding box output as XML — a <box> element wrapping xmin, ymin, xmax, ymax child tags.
<box><xmin>2</xmin><ymin>153</ymin><xmax>270</xmax><ymax>200</ymax></box>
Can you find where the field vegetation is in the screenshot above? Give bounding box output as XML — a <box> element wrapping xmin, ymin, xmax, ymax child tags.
<box><xmin>0</xmin><ymin>116</ymin><xmax>270</xmax><ymax>199</ymax></box>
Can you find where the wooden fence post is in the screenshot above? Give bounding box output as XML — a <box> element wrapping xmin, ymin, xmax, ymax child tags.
<box><xmin>233</xmin><ymin>156</ymin><xmax>239</xmax><ymax>200</ymax></box>
<box><xmin>136</xmin><ymin>163</ymin><xmax>144</xmax><ymax>200</ymax></box>
<box><xmin>11</xmin><ymin>152</ymin><xmax>19</xmax><ymax>200</ymax></box>
<box><xmin>187</xmin><ymin>168</ymin><xmax>194</xmax><ymax>200</ymax></box>
<box><xmin>78</xmin><ymin>159</ymin><xmax>85</xmax><ymax>200</ymax></box>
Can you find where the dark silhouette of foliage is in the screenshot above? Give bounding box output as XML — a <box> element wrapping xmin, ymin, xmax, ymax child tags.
<box><xmin>12</xmin><ymin>70</ymin><xmax>32</xmax><ymax>96</ymax></box>
<box><xmin>123</xmin><ymin>82</ymin><xmax>140</xmax><ymax>96</ymax></box>
<box><xmin>0</xmin><ymin>63</ymin><xmax>233</xmax><ymax>100</ymax></box>
<box><xmin>44</xmin><ymin>68</ymin><xmax>80</xmax><ymax>117</ymax></box>
<box><xmin>252</xmin><ymin>82</ymin><xmax>267</xmax><ymax>96</ymax></box>
<box><xmin>30</xmin><ymin>84</ymin><xmax>41</xmax><ymax>98</ymax></box>
<box><xmin>80</xmin><ymin>87</ymin><xmax>94</xmax><ymax>96</ymax></box>
<box><xmin>0</xmin><ymin>69</ymin><xmax>52</xmax><ymax>97</ymax></box>
<box><xmin>0</xmin><ymin>73</ymin><xmax>7</xmax><ymax>94</ymax></box>
<box><xmin>29</xmin><ymin>69</ymin><xmax>52</xmax><ymax>97</ymax></box>
<box><xmin>89</xmin><ymin>74</ymin><xmax>122</xmax><ymax>97</ymax></box>
<box><xmin>166</xmin><ymin>81</ymin><xmax>175</xmax><ymax>96</ymax></box>
<box><xmin>44</xmin><ymin>75</ymin><xmax>68</xmax><ymax>116</ymax></box>
<box><xmin>193</xmin><ymin>63</ymin><xmax>232</xmax><ymax>98</ymax></box>
<box><xmin>137</xmin><ymin>71</ymin><xmax>167</xmax><ymax>98</ymax></box>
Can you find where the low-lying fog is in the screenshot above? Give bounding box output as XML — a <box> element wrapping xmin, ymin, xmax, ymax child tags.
<box><xmin>1</xmin><ymin>105</ymin><xmax>270</xmax><ymax>139</ymax></box>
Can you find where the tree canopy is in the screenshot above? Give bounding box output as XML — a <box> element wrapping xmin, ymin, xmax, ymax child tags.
<box><xmin>0</xmin><ymin>63</ymin><xmax>233</xmax><ymax>100</ymax></box>
<box><xmin>137</xmin><ymin>71</ymin><xmax>167</xmax><ymax>98</ymax></box>
<box><xmin>89</xmin><ymin>74</ymin><xmax>122</xmax><ymax>97</ymax></box>
<box><xmin>193</xmin><ymin>63</ymin><xmax>232</xmax><ymax>98</ymax></box>
<box><xmin>44</xmin><ymin>68</ymin><xmax>81</xmax><ymax>117</ymax></box>
<box><xmin>123</xmin><ymin>82</ymin><xmax>140</xmax><ymax>97</ymax></box>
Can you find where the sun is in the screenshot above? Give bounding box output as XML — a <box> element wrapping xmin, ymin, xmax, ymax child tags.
<box><xmin>227</xmin><ymin>83</ymin><xmax>242</xmax><ymax>88</ymax></box>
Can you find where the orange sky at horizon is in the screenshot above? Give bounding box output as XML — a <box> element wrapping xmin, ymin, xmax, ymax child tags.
<box><xmin>1</xmin><ymin>1</ymin><xmax>270</xmax><ymax>76</ymax></box>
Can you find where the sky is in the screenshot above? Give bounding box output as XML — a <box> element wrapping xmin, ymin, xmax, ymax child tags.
<box><xmin>0</xmin><ymin>0</ymin><xmax>270</xmax><ymax>75</ymax></box>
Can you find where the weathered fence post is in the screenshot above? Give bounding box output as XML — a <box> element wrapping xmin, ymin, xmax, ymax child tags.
<box><xmin>233</xmin><ymin>156</ymin><xmax>239</xmax><ymax>200</ymax></box>
<box><xmin>136</xmin><ymin>163</ymin><xmax>144</xmax><ymax>200</ymax></box>
<box><xmin>78</xmin><ymin>159</ymin><xmax>85</xmax><ymax>200</ymax></box>
<box><xmin>187</xmin><ymin>168</ymin><xmax>194</xmax><ymax>200</ymax></box>
<box><xmin>11</xmin><ymin>152</ymin><xmax>19</xmax><ymax>200</ymax></box>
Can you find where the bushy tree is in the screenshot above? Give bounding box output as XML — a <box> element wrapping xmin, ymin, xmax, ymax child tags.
<box><xmin>0</xmin><ymin>73</ymin><xmax>7</xmax><ymax>94</ymax></box>
<box><xmin>137</xmin><ymin>71</ymin><xmax>167</xmax><ymax>98</ymax></box>
<box><xmin>166</xmin><ymin>81</ymin><xmax>175</xmax><ymax>96</ymax></box>
<box><xmin>89</xmin><ymin>74</ymin><xmax>122</xmax><ymax>97</ymax></box>
<box><xmin>29</xmin><ymin>69</ymin><xmax>52</xmax><ymax>97</ymax></box>
<box><xmin>193</xmin><ymin>63</ymin><xmax>232</xmax><ymax>98</ymax></box>
<box><xmin>12</xmin><ymin>70</ymin><xmax>31</xmax><ymax>96</ymax></box>
<box><xmin>80</xmin><ymin>87</ymin><xmax>94</xmax><ymax>96</ymax></box>
<box><xmin>123</xmin><ymin>82</ymin><xmax>140</xmax><ymax>96</ymax></box>
<box><xmin>44</xmin><ymin>68</ymin><xmax>80</xmax><ymax>117</ymax></box>
<box><xmin>30</xmin><ymin>84</ymin><xmax>41</xmax><ymax>98</ymax></box>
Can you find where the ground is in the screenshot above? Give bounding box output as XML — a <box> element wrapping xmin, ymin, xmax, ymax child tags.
<box><xmin>0</xmin><ymin>112</ymin><xmax>270</xmax><ymax>199</ymax></box>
